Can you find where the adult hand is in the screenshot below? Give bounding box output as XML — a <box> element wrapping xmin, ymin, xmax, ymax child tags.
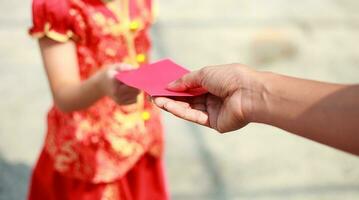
<box><xmin>154</xmin><ymin>64</ymin><xmax>263</xmax><ymax>133</ymax></box>
<box><xmin>155</xmin><ymin>62</ymin><xmax>359</xmax><ymax>156</ymax></box>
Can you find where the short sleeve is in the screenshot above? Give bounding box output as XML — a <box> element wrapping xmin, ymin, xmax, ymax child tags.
<box><xmin>29</xmin><ymin>0</ymin><xmax>74</xmax><ymax>42</ymax></box>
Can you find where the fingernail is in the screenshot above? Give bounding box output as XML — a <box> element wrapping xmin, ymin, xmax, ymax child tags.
<box><xmin>167</xmin><ymin>81</ymin><xmax>177</xmax><ymax>89</ymax></box>
<box><xmin>154</xmin><ymin>98</ymin><xmax>165</xmax><ymax>106</ymax></box>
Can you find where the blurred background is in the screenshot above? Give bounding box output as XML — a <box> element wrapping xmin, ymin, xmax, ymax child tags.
<box><xmin>1</xmin><ymin>0</ymin><xmax>359</xmax><ymax>199</ymax></box>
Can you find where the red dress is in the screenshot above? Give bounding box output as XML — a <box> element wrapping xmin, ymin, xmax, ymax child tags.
<box><xmin>28</xmin><ymin>0</ymin><xmax>168</xmax><ymax>199</ymax></box>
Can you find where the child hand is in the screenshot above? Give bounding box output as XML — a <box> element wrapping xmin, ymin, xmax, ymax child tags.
<box><xmin>99</xmin><ymin>63</ymin><xmax>140</xmax><ymax>105</ymax></box>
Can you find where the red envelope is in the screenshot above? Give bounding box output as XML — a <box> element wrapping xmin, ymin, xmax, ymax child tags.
<box><xmin>115</xmin><ymin>59</ymin><xmax>206</xmax><ymax>96</ymax></box>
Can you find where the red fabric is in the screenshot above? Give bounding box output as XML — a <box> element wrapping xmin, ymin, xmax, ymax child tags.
<box><xmin>28</xmin><ymin>150</ymin><xmax>168</xmax><ymax>200</ymax></box>
<box><xmin>29</xmin><ymin>0</ymin><xmax>73</xmax><ymax>36</ymax></box>
<box><xmin>28</xmin><ymin>0</ymin><xmax>168</xmax><ymax>199</ymax></box>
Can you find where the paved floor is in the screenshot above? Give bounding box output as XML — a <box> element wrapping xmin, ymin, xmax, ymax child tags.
<box><xmin>1</xmin><ymin>0</ymin><xmax>359</xmax><ymax>199</ymax></box>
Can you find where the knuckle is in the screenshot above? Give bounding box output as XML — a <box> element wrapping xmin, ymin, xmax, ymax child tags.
<box><xmin>198</xmin><ymin>67</ymin><xmax>211</xmax><ymax>86</ymax></box>
<box><xmin>216</xmin><ymin>124</ymin><xmax>228</xmax><ymax>134</ymax></box>
<box><xmin>184</xmin><ymin>108</ymin><xmax>192</xmax><ymax>120</ymax></box>
<box><xmin>163</xmin><ymin>101</ymin><xmax>170</xmax><ymax>110</ymax></box>
<box><xmin>198</xmin><ymin>67</ymin><xmax>208</xmax><ymax>77</ymax></box>
<box><xmin>217</xmin><ymin>128</ymin><xmax>226</xmax><ymax>134</ymax></box>
<box><xmin>201</xmin><ymin>65</ymin><xmax>214</xmax><ymax>74</ymax></box>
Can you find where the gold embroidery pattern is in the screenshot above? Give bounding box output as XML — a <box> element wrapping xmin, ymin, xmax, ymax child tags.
<box><xmin>54</xmin><ymin>141</ymin><xmax>78</xmax><ymax>172</ymax></box>
<box><xmin>101</xmin><ymin>183</ymin><xmax>120</xmax><ymax>200</ymax></box>
<box><xmin>108</xmin><ymin>134</ymin><xmax>143</xmax><ymax>157</ymax></box>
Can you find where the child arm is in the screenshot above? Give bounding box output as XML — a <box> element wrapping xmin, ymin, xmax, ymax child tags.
<box><xmin>39</xmin><ymin>37</ymin><xmax>139</xmax><ymax>112</ymax></box>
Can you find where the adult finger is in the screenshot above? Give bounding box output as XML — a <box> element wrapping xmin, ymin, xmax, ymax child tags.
<box><xmin>154</xmin><ymin>97</ymin><xmax>209</xmax><ymax>126</ymax></box>
<box><xmin>167</xmin><ymin>69</ymin><xmax>205</xmax><ymax>91</ymax></box>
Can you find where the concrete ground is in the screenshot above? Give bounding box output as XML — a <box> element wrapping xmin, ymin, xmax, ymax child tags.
<box><xmin>1</xmin><ymin>0</ymin><xmax>359</xmax><ymax>199</ymax></box>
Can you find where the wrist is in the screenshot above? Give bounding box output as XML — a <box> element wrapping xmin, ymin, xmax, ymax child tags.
<box><xmin>93</xmin><ymin>68</ymin><xmax>108</xmax><ymax>98</ymax></box>
<box><xmin>241</xmin><ymin>69</ymin><xmax>273</xmax><ymax>124</ymax></box>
